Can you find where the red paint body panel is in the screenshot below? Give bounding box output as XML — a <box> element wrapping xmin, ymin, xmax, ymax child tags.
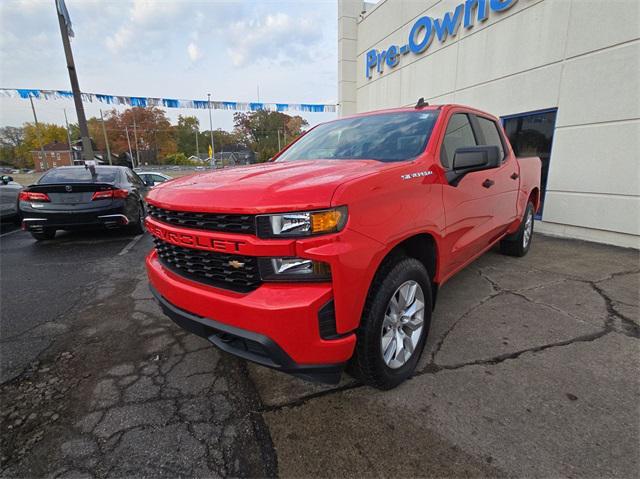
<box><xmin>145</xmin><ymin>104</ymin><xmax>541</xmax><ymax>368</ymax></box>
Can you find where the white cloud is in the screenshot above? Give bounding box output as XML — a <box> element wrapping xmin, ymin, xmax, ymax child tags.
<box><xmin>187</xmin><ymin>41</ymin><xmax>202</xmax><ymax>62</ymax></box>
<box><xmin>104</xmin><ymin>0</ymin><xmax>187</xmax><ymax>54</ymax></box>
<box><xmin>105</xmin><ymin>26</ymin><xmax>134</xmax><ymax>54</ymax></box>
<box><xmin>226</xmin><ymin>12</ymin><xmax>323</xmax><ymax>67</ymax></box>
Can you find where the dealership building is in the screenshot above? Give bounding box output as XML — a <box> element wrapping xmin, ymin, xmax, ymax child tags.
<box><xmin>338</xmin><ymin>0</ymin><xmax>639</xmax><ymax>248</ymax></box>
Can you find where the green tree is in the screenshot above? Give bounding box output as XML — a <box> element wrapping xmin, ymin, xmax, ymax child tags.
<box><xmin>175</xmin><ymin>115</ymin><xmax>201</xmax><ymax>158</ymax></box>
<box><xmin>0</xmin><ymin>126</ymin><xmax>25</xmax><ymax>167</ymax></box>
<box><xmin>233</xmin><ymin>111</ymin><xmax>308</xmax><ymax>161</ymax></box>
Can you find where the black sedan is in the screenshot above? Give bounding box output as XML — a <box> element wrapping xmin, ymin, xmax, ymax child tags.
<box><xmin>19</xmin><ymin>165</ymin><xmax>149</xmax><ymax>241</ymax></box>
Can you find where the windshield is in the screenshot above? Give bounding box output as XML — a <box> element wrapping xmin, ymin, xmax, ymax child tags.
<box><xmin>277</xmin><ymin>111</ymin><xmax>439</xmax><ymax>162</ymax></box>
<box><xmin>38</xmin><ymin>168</ymin><xmax>120</xmax><ymax>184</ymax></box>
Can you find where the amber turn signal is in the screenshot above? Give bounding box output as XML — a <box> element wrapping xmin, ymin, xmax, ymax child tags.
<box><xmin>310</xmin><ymin>207</ymin><xmax>348</xmax><ymax>234</ymax></box>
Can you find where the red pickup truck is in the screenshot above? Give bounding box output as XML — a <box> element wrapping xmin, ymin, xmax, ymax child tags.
<box><xmin>145</xmin><ymin>104</ymin><xmax>541</xmax><ymax>389</ymax></box>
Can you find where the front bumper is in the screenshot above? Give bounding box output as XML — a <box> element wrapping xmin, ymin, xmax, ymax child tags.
<box><xmin>150</xmin><ymin>285</ymin><xmax>346</xmax><ymax>384</ymax></box>
<box><xmin>146</xmin><ymin>251</ymin><xmax>356</xmax><ymax>383</ymax></box>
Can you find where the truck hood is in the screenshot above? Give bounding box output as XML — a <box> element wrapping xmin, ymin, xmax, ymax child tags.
<box><xmin>147</xmin><ymin>160</ymin><xmax>395</xmax><ymax>213</ymax></box>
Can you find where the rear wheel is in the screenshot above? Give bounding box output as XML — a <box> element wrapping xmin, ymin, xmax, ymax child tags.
<box><xmin>350</xmin><ymin>256</ymin><xmax>432</xmax><ymax>390</ymax></box>
<box><xmin>31</xmin><ymin>229</ymin><xmax>56</xmax><ymax>241</ymax></box>
<box><xmin>129</xmin><ymin>202</ymin><xmax>146</xmax><ymax>235</ymax></box>
<box><xmin>500</xmin><ymin>201</ymin><xmax>534</xmax><ymax>257</ymax></box>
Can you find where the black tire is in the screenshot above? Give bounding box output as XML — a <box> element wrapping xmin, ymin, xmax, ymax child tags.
<box><xmin>129</xmin><ymin>202</ymin><xmax>146</xmax><ymax>235</ymax></box>
<box><xmin>500</xmin><ymin>201</ymin><xmax>534</xmax><ymax>257</ymax></box>
<box><xmin>349</xmin><ymin>256</ymin><xmax>432</xmax><ymax>390</ymax></box>
<box><xmin>31</xmin><ymin>229</ymin><xmax>56</xmax><ymax>241</ymax></box>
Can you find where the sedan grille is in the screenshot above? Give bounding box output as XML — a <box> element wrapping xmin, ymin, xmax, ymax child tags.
<box><xmin>153</xmin><ymin>237</ymin><xmax>261</xmax><ymax>293</ymax></box>
<box><xmin>148</xmin><ymin>204</ymin><xmax>256</xmax><ymax>235</ymax></box>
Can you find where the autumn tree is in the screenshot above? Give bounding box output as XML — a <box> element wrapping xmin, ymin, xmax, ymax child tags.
<box><xmin>233</xmin><ymin>111</ymin><xmax>308</xmax><ymax>161</ymax></box>
<box><xmin>88</xmin><ymin>107</ymin><xmax>177</xmax><ymax>165</ymax></box>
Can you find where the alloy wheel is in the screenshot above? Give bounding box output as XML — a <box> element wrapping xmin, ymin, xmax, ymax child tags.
<box><xmin>381</xmin><ymin>280</ymin><xmax>425</xmax><ymax>369</ymax></box>
<box><xmin>523</xmin><ymin>208</ymin><xmax>533</xmax><ymax>248</ymax></box>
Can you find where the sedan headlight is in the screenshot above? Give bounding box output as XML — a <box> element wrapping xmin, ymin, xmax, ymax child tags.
<box><xmin>256</xmin><ymin>206</ymin><xmax>348</xmax><ymax>238</ymax></box>
<box><xmin>258</xmin><ymin>257</ymin><xmax>331</xmax><ymax>282</ymax></box>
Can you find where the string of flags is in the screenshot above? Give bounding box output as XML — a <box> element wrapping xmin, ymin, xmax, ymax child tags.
<box><xmin>0</xmin><ymin>88</ymin><xmax>337</xmax><ymax>114</ymax></box>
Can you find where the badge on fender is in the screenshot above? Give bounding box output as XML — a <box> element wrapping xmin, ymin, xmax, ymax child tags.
<box><xmin>401</xmin><ymin>171</ymin><xmax>433</xmax><ymax>180</ymax></box>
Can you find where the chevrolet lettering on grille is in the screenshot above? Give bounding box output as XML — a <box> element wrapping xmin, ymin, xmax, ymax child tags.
<box><xmin>147</xmin><ymin>222</ymin><xmax>244</xmax><ymax>253</ymax></box>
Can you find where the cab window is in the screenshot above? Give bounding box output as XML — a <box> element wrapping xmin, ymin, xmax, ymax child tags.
<box><xmin>475</xmin><ymin>116</ymin><xmax>505</xmax><ymax>162</ymax></box>
<box><xmin>440</xmin><ymin>114</ymin><xmax>477</xmax><ymax>169</ymax></box>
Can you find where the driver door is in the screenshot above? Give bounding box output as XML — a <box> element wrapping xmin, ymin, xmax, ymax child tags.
<box><xmin>439</xmin><ymin>113</ymin><xmax>501</xmax><ymax>279</ymax></box>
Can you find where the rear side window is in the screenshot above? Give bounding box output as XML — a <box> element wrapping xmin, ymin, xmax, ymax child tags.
<box><xmin>39</xmin><ymin>168</ymin><xmax>119</xmax><ymax>184</ymax></box>
<box><xmin>476</xmin><ymin>116</ymin><xmax>505</xmax><ymax>162</ymax></box>
<box><xmin>440</xmin><ymin>114</ymin><xmax>477</xmax><ymax>169</ymax></box>
<box><xmin>126</xmin><ymin>170</ymin><xmax>144</xmax><ymax>187</ymax></box>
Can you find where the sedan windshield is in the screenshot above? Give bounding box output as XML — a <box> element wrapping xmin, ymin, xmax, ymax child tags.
<box><xmin>277</xmin><ymin>111</ymin><xmax>439</xmax><ymax>162</ymax></box>
<box><xmin>39</xmin><ymin>167</ymin><xmax>119</xmax><ymax>184</ymax></box>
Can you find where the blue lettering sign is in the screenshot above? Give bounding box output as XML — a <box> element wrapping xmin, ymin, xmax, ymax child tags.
<box><xmin>409</xmin><ymin>16</ymin><xmax>434</xmax><ymax>54</ymax></box>
<box><xmin>365</xmin><ymin>0</ymin><xmax>520</xmax><ymax>79</ymax></box>
<box><xmin>433</xmin><ymin>4</ymin><xmax>463</xmax><ymax>42</ymax></box>
<box><xmin>464</xmin><ymin>0</ymin><xmax>489</xmax><ymax>28</ymax></box>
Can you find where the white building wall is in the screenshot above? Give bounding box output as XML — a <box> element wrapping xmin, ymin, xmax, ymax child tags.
<box><xmin>338</xmin><ymin>0</ymin><xmax>640</xmax><ymax>248</ymax></box>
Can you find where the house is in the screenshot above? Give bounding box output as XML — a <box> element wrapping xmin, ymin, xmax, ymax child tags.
<box><xmin>31</xmin><ymin>141</ymin><xmax>73</xmax><ymax>172</ymax></box>
<box><xmin>31</xmin><ymin>140</ymin><xmax>104</xmax><ymax>172</ymax></box>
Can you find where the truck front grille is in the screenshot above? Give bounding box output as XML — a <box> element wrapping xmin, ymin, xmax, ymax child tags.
<box><xmin>148</xmin><ymin>204</ymin><xmax>256</xmax><ymax>235</ymax></box>
<box><xmin>153</xmin><ymin>237</ymin><xmax>261</xmax><ymax>293</ymax></box>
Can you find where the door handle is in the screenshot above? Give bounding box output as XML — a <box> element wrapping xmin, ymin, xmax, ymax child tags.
<box><xmin>482</xmin><ymin>179</ymin><xmax>495</xmax><ymax>188</ymax></box>
<box><xmin>510</xmin><ymin>172</ymin><xmax>519</xmax><ymax>180</ymax></box>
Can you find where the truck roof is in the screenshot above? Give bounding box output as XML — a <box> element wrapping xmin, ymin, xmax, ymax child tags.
<box><xmin>337</xmin><ymin>103</ymin><xmax>500</xmax><ymax>122</ymax></box>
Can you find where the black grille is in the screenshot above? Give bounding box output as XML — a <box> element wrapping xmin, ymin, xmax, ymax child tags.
<box><xmin>148</xmin><ymin>204</ymin><xmax>256</xmax><ymax>235</ymax></box>
<box><xmin>153</xmin><ymin>237</ymin><xmax>261</xmax><ymax>293</ymax></box>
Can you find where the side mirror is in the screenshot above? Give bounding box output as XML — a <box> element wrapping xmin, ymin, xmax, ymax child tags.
<box><xmin>144</xmin><ymin>179</ymin><xmax>155</xmax><ymax>187</ymax></box>
<box><xmin>447</xmin><ymin>146</ymin><xmax>501</xmax><ymax>186</ymax></box>
<box><xmin>1</xmin><ymin>175</ymin><xmax>12</xmax><ymax>184</ymax></box>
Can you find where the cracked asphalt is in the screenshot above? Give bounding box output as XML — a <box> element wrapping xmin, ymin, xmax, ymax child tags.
<box><xmin>1</xmin><ymin>226</ymin><xmax>638</xmax><ymax>478</ymax></box>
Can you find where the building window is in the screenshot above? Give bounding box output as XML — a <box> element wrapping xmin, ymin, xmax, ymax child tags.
<box><xmin>501</xmin><ymin>109</ymin><xmax>558</xmax><ymax>219</ymax></box>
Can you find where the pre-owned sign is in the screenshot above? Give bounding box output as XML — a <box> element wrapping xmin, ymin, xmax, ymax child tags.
<box><xmin>365</xmin><ymin>0</ymin><xmax>520</xmax><ymax>79</ymax></box>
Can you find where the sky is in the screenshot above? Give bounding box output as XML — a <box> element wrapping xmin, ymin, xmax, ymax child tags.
<box><xmin>0</xmin><ymin>0</ymin><xmax>339</xmax><ymax>131</ymax></box>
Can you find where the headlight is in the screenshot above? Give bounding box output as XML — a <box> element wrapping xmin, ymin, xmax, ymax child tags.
<box><xmin>256</xmin><ymin>206</ymin><xmax>348</xmax><ymax>238</ymax></box>
<box><xmin>258</xmin><ymin>257</ymin><xmax>331</xmax><ymax>282</ymax></box>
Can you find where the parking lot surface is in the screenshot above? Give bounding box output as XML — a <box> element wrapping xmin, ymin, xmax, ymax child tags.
<box><xmin>1</xmin><ymin>227</ymin><xmax>638</xmax><ymax>478</ymax></box>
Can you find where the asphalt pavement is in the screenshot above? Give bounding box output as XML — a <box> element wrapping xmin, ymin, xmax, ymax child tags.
<box><xmin>0</xmin><ymin>226</ymin><xmax>638</xmax><ymax>478</ymax></box>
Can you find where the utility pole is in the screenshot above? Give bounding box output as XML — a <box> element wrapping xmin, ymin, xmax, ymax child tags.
<box><xmin>99</xmin><ymin>109</ymin><xmax>112</xmax><ymax>165</ymax></box>
<box><xmin>207</xmin><ymin>93</ymin><xmax>214</xmax><ymax>165</ymax></box>
<box><xmin>132</xmin><ymin>114</ymin><xmax>140</xmax><ymax>167</ymax></box>
<box><xmin>277</xmin><ymin>129</ymin><xmax>281</xmax><ymax>150</ymax></box>
<box><xmin>63</xmin><ymin>108</ymin><xmax>73</xmax><ymax>164</ymax></box>
<box><xmin>29</xmin><ymin>95</ymin><xmax>48</xmax><ymax>170</ymax></box>
<box><xmin>55</xmin><ymin>0</ymin><xmax>93</xmax><ymax>162</ymax></box>
<box><xmin>195</xmin><ymin>126</ymin><xmax>200</xmax><ymax>159</ymax></box>
<box><xmin>125</xmin><ymin>126</ymin><xmax>134</xmax><ymax>168</ymax></box>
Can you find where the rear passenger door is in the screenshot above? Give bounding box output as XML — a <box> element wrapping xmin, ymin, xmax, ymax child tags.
<box><xmin>439</xmin><ymin>112</ymin><xmax>503</xmax><ymax>277</ymax></box>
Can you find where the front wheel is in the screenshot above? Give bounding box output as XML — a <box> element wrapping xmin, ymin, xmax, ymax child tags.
<box><xmin>350</xmin><ymin>257</ymin><xmax>432</xmax><ymax>390</ymax></box>
<box><xmin>500</xmin><ymin>201</ymin><xmax>534</xmax><ymax>257</ymax></box>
